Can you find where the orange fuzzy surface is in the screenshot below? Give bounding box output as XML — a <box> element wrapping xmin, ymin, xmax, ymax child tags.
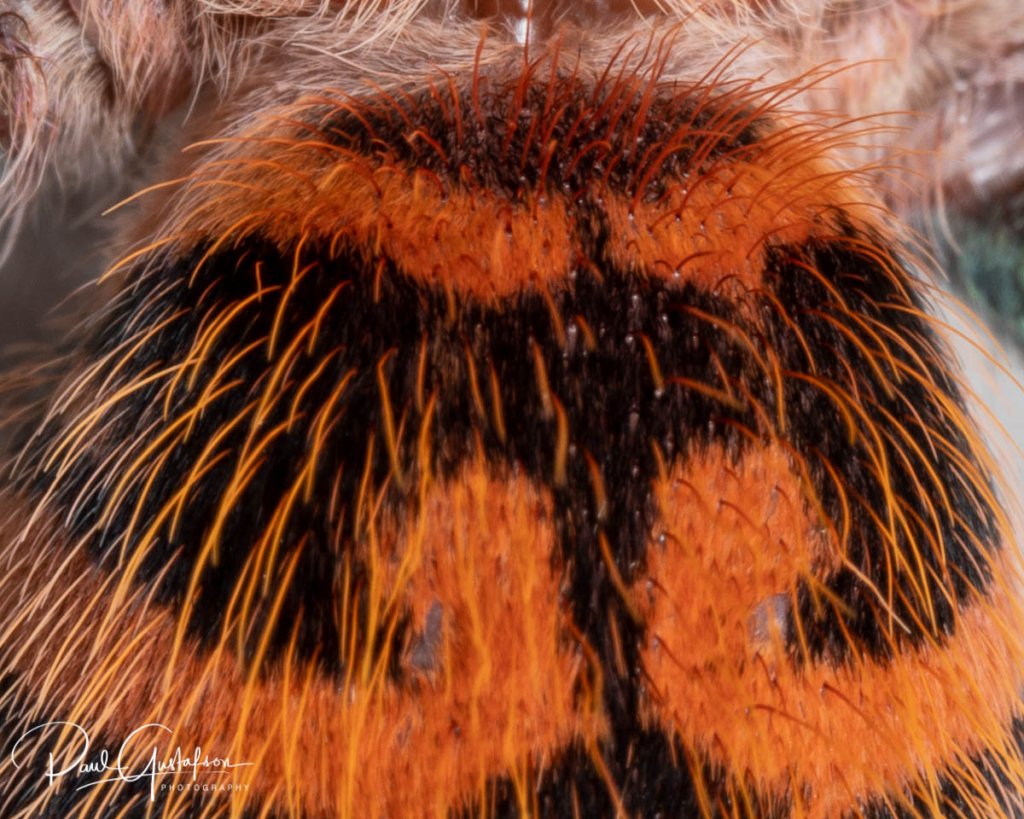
<box><xmin>0</xmin><ymin>463</ymin><xmax>593</xmax><ymax>818</ymax></box>
<box><xmin>638</xmin><ymin>446</ymin><xmax>1024</xmax><ymax>818</ymax></box>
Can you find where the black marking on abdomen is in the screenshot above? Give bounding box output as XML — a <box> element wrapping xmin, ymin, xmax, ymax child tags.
<box><xmin>22</xmin><ymin>222</ymin><xmax>997</xmax><ymax>666</ymax></box>
<box><xmin>454</xmin><ymin>731</ymin><xmax>790</xmax><ymax>818</ymax></box>
<box><xmin>14</xmin><ymin>226</ymin><xmax>999</xmax><ymax>812</ymax></box>
<box><xmin>24</xmin><ymin>240</ymin><xmax>766</xmax><ymax>678</ymax></box>
<box><xmin>763</xmin><ymin>235</ymin><xmax>997</xmax><ymax>662</ymax></box>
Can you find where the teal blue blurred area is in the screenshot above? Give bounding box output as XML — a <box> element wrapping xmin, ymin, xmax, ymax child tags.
<box><xmin>928</xmin><ymin>206</ymin><xmax>1024</xmax><ymax>515</ymax></box>
<box><xmin>934</xmin><ymin>206</ymin><xmax>1024</xmax><ymax>353</ymax></box>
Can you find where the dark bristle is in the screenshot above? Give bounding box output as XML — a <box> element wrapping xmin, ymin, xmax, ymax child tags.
<box><xmin>318</xmin><ymin>73</ymin><xmax>764</xmax><ymax>206</ymax></box>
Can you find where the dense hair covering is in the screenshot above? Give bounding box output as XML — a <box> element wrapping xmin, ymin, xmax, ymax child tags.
<box><xmin>1</xmin><ymin>2</ymin><xmax>1023</xmax><ymax>818</ymax></box>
